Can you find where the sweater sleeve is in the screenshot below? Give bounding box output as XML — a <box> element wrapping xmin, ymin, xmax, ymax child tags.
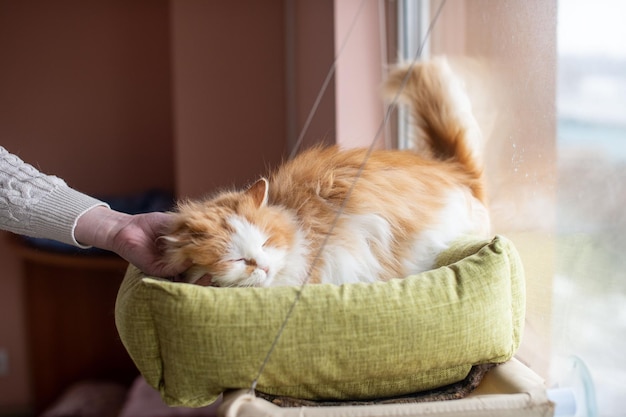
<box><xmin>0</xmin><ymin>146</ymin><xmax>109</xmax><ymax>248</ymax></box>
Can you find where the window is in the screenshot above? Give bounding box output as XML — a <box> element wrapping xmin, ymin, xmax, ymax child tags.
<box><xmin>554</xmin><ymin>1</ymin><xmax>626</xmax><ymax>415</ymax></box>
<box><xmin>401</xmin><ymin>1</ymin><xmax>624</xmax><ymax>415</ymax></box>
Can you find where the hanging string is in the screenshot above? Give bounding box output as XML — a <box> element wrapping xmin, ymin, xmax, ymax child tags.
<box><xmin>250</xmin><ymin>0</ymin><xmax>448</xmax><ymax>394</ymax></box>
<box><xmin>378</xmin><ymin>0</ymin><xmax>393</xmax><ymax>148</ymax></box>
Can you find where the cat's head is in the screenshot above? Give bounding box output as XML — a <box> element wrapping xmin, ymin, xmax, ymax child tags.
<box><xmin>162</xmin><ymin>178</ymin><xmax>297</xmax><ymax>287</ymax></box>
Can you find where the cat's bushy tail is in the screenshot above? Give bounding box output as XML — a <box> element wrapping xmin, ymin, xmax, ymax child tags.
<box><xmin>384</xmin><ymin>57</ymin><xmax>485</xmax><ymax>199</ymax></box>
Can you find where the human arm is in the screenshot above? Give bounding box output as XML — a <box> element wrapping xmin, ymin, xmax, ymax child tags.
<box><xmin>0</xmin><ymin>146</ymin><xmax>107</xmax><ymax>245</ymax></box>
<box><xmin>74</xmin><ymin>206</ymin><xmax>190</xmax><ymax>277</ymax></box>
<box><xmin>0</xmin><ymin>146</ymin><xmax>188</xmax><ymax>277</ymax></box>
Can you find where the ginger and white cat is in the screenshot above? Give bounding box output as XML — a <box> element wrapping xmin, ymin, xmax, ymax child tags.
<box><xmin>162</xmin><ymin>58</ymin><xmax>490</xmax><ymax>287</ymax></box>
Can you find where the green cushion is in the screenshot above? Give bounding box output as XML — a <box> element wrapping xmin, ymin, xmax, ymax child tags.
<box><xmin>115</xmin><ymin>235</ymin><xmax>525</xmax><ymax>407</ymax></box>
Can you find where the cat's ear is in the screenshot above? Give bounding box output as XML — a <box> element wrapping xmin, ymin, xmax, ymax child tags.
<box><xmin>157</xmin><ymin>217</ymin><xmax>195</xmax><ymax>249</ymax></box>
<box><xmin>246</xmin><ymin>178</ymin><xmax>269</xmax><ymax>208</ymax></box>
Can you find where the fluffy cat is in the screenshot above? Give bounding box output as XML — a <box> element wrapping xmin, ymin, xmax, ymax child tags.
<box><xmin>162</xmin><ymin>57</ymin><xmax>490</xmax><ymax>287</ymax></box>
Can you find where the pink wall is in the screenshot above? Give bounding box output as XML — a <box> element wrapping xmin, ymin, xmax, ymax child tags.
<box><xmin>334</xmin><ymin>0</ymin><xmax>386</xmax><ymax>149</ymax></box>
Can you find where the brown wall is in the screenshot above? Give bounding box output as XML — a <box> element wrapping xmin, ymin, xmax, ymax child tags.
<box><xmin>0</xmin><ymin>1</ymin><xmax>175</xmax><ymax>196</ymax></box>
<box><xmin>171</xmin><ymin>0</ymin><xmax>288</xmax><ymax>198</ymax></box>
<box><xmin>0</xmin><ymin>0</ymin><xmax>173</xmax><ymax>408</ymax></box>
<box><xmin>287</xmin><ymin>0</ymin><xmax>336</xmax><ymax>152</ymax></box>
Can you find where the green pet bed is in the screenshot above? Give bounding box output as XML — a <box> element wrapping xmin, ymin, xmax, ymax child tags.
<box><xmin>115</xmin><ymin>235</ymin><xmax>525</xmax><ymax>408</ymax></box>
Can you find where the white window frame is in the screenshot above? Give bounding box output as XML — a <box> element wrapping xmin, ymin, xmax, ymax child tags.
<box><xmin>396</xmin><ymin>0</ymin><xmax>430</xmax><ymax>149</ymax></box>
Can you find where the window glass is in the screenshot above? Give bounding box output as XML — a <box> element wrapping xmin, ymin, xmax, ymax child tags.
<box><xmin>555</xmin><ymin>0</ymin><xmax>626</xmax><ymax>415</ymax></box>
<box><xmin>408</xmin><ymin>0</ymin><xmax>625</xmax><ymax>414</ymax></box>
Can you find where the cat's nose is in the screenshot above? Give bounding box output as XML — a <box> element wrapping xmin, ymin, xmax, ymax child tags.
<box><xmin>259</xmin><ymin>265</ymin><xmax>269</xmax><ymax>274</ymax></box>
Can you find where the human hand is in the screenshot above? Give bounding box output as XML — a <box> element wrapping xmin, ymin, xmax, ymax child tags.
<box><xmin>75</xmin><ymin>206</ymin><xmax>191</xmax><ymax>278</ymax></box>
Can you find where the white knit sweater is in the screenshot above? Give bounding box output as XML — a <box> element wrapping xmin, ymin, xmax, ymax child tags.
<box><xmin>0</xmin><ymin>146</ymin><xmax>108</xmax><ymax>247</ymax></box>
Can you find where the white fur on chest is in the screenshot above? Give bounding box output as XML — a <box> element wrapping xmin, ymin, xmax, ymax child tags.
<box><xmin>316</xmin><ymin>188</ymin><xmax>489</xmax><ymax>284</ymax></box>
<box><xmin>402</xmin><ymin>188</ymin><xmax>490</xmax><ymax>275</ymax></box>
<box><xmin>316</xmin><ymin>213</ymin><xmax>392</xmax><ymax>285</ymax></box>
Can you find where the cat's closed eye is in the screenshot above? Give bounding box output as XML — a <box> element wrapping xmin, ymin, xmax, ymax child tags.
<box><xmin>232</xmin><ymin>258</ymin><xmax>257</xmax><ymax>266</ymax></box>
